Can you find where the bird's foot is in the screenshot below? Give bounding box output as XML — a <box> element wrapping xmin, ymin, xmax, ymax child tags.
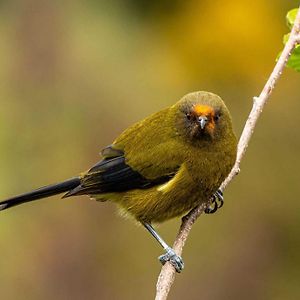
<box><xmin>205</xmin><ymin>189</ymin><xmax>224</xmax><ymax>214</ymax></box>
<box><xmin>158</xmin><ymin>247</ymin><xmax>184</xmax><ymax>273</ymax></box>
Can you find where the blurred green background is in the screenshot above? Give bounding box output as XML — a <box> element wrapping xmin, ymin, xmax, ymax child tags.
<box><xmin>0</xmin><ymin>0</ymin><xmax>299</xmax><ymax>299</ymax></box>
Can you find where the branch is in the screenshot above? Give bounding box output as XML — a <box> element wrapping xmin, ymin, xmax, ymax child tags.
<box><xmin>155</xmin><ymin>6</ymin><xmax>300</xmax><ymax>300</ymax></box>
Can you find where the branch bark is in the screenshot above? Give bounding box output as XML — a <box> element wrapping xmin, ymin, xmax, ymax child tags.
<box><xmin>155</xmin><ymin>6</ymin><xmax>300</xmax><ymax>300</ymax></box>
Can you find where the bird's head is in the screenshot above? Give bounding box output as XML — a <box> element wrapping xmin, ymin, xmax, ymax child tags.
<box><xmin>175</xmin><ymin>91</ymin><xmax>234</xmax><ymax>142</ymax></box>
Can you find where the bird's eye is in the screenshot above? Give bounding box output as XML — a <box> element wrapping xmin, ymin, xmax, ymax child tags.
<box><xmin>214</xmin><ymin>114</ymin><xmax>221</xmax><ymax>122</ymax></box>
<box><xmin>186</xmin><ymin>113</ymin><xmax>191</xmax><ymax>120</ymax></box>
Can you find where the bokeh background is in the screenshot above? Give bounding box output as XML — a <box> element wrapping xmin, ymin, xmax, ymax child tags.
<box><xmin>0</xmin><ymin>0</ymin><xmax>299</xmax><ymax>299</ymax></box>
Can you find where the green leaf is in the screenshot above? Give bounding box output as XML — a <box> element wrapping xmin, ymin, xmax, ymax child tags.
<box><xmin>286</xmin><ymin>45</ymin><xmax>300</xmax><ymax>72</ymax></box>
<box><xmin>286</xmin><ymin>8</ymin><xmax>298</xmax><ymax>29</ymax></box>
<box><xmin>277</xmin><ymin>8</ymin><xmax>300</xmax><ymax>72</ymax></box>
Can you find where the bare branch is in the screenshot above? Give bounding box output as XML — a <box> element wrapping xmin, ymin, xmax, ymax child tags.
<box><xmin>155</xmin><ymin>6</ymin><xmax>300</xmax><ymax>300</ymax></box>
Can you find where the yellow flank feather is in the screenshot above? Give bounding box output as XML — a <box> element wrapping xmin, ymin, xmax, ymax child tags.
<box><xmin>157</xmin><ymin>165</ymin><xmax>186</xmax><ymax>194</ymax></box>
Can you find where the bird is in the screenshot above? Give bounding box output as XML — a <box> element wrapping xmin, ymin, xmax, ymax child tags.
<box><xmin>0</xmin><ymin>91</ymin><xmax>237</xmax><ymax>272</ymax></box>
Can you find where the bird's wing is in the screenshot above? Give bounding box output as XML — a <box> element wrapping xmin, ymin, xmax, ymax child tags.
<box><xmin>64</xmin><ymin>145</ymin><xmax>179</xmax><ymax>197</ymax></box>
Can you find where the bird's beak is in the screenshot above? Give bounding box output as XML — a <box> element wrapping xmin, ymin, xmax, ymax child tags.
<box><xmin>198</xmin><ymin>116</ymin><xmax>208</xmax><ymax>129</ymax></box>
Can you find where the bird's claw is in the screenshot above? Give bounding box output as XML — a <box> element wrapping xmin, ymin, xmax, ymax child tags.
<box><xmin>205</xmin><ymin>189</ymin><xmax>224</xmax><ymax>214</ymax></box>
<box><xmin>158</xmin><ymin>247</ymin><xmax>184</xmax><ymax>273</ymax></box>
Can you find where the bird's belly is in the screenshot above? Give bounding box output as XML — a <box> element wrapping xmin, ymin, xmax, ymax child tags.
<box><xmin>109</xmin><ymin>179</ymin><xmax>209</xmax><ymax>223</ymax></box>
<box><xmin>95</xmin><ymin>159</ymin><xmax>227</xmax><ymax>223</ymax></box>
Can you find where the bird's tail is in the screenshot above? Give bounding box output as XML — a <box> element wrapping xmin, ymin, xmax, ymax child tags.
<box><xmin>0</xmin><ymin>177</ymin><xmax>81</xmax><ymax>211</ymax></box>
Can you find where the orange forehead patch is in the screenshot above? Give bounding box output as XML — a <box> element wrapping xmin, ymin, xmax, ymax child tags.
<box><xmin>193</xmin><ymin>104</ymin><xmax>214</xmax><ymax>116</ymax></box>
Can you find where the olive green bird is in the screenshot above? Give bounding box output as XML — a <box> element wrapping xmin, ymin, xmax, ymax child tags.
<box><xmin>0</xmin><ymin>91</ymin><xmax>237</xmax><ymax>272</ymax></box>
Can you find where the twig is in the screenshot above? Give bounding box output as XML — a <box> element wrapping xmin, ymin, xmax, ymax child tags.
<box><xmin>155</xmin><ymin>6</ymin><xmax>300</xmax><ymax>300</ymax></box>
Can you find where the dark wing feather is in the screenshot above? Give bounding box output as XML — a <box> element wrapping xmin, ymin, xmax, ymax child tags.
<box><xmin>64</xmin><ymin>146</ymin><xmax>177</xmax><ymax>197</ymax></box>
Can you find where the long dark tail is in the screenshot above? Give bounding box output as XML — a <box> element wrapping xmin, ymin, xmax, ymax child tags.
<box><xmin>0</xmin><ymin>177</ymin><xmax>81</xmax><ymax>211</ymax></box>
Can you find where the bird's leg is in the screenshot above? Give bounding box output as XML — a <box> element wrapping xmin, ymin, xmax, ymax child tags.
<box><xmin>205</xmin><ymin>189</ymin><xmax>224</xmax><ymax>214</ymax></box>
<box><xmin>143</xmin><ymin>222</ymin><xmax>184</xmax><ymax>273</ymax></box>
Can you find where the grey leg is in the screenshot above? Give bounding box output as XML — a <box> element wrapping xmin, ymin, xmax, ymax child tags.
<box><xmin>143</xmin><ymin>222</ymin><xmax>184</xmax><ymax>273</ymax></box>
